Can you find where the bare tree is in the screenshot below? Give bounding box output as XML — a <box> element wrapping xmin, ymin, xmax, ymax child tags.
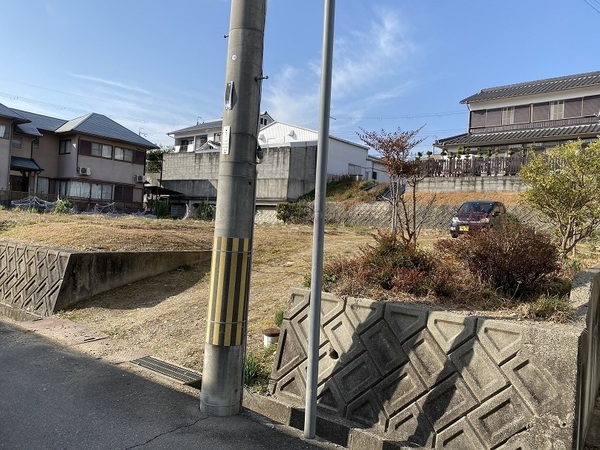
<box><xmin>358</xmin><ymin>126</ymin><xmax>435</xmax><ymax>246</ymax></box>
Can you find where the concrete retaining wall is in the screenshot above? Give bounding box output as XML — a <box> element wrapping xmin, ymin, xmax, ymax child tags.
<box><xmin>270</xmin><ymin>283</ymin><xmax>600</xmax><ymax>448</ymax></box>
<box><xmin>0</xmin><ymin>242</ymin><xmax>210</xmax><ymax>318</ymax></box>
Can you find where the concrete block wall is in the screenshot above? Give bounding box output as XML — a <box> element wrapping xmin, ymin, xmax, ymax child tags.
<box><xmin>0</xmin><ymin>242</ymin><xmax>210</xmax><ymax>318</ymax></box>
<box><xmin>270</xmin><ymin>288</ymin><xmax>594</xmax><ymax>448</ymax></box>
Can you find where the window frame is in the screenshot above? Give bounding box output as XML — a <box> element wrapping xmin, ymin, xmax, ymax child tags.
<box><xmin>114</xmin><ymin>146</ymin><xmax>134</xmax><ymax>162</ymax></box>
<box><xmin>0</xmin><ymin>124</ymin><xmax>9</xmax><ymax>139</ymax></box>
<box><xmin>550</xmin><ymin>101</ymin><xmax>564</xmax><ymax>120</ymax></box>
<box><xmin>59</xmin><ymin>139</ymin><xmax>71</xmax><ymax>155</ymax></box>
<box><xmin>11</xmin><ymin>136</ymin><xmax>23</xmax><ymax>149</ymax></box>
<box><xmin>91</xmin><ymin>142</ymin><xmax>113</xmax><ymax>159</ymax></box>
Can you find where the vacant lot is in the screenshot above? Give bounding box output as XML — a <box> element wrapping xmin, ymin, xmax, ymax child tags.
<box><xmin>0</xmin><ymin>191</ymin><xmax>532</xmax><ymax>371</ymax></box>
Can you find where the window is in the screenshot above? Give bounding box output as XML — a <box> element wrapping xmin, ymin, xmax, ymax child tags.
<box><xmin>114</xmin><ymin>185</ymin><xmax>134</xmax><ymax>202</ymax></box>
<box><xmin>59</xmin><ymin>139</ymin><xmax>71</xmax><ymax>155</ymax></box>
<box><xmin>195</xmin><ymin>135</ymin><xmax>208</xmax><ymax>151</ymax></box>
<box><xmin>533</xmin><ymin>103</ymin><xmax>550</xmax><ymax>122</ymax></box>
<box><xmin>91</xmin><ymin>183</ymin><xmax>112</xmax><ymax>200</ymax></box>
<box><xmin>470</xmin><ymin>110</ymin><xmax>486</xmax><ymax>128</ymax></box>
<box><xmin>550</xmin><ymin>101</ymin><xmax>564</xmax><ymax>120</ymax></box>
<box><xmin>33</xmin><ymin>138</ymin><xmax>39</xmax><ymax>149</ymax></box>
<box><xmin>486</xmin><ymin>109</ymin><xmax>502</xmax><ymax>126</ymax></box>
<box><xmin>115</xmin><ymin>146</ymin><xmax>134</xmax><ymax>162</ymax></box>
<box><xmin>501</xmin><ymin>107</ymin><xmax>514</xmax><ymax>125</ymax></box>
<box><xmin>260</xmin><ymin>117</ymin><xmax>268</xmax><ymax>126</ymax></box>
<box><xmin>0</xmin><ymin>124</ymin><xmax>8</xmax><ymax>139</ymax></box>
<box><xmin>91</xmin><ymin>142</ymin><xmax>112</xmax><ymax>159</ymax></box>
<box><xmin>11</xmin><ymin>136</ymin><xmax>22</xmax><ymax>148</ymax></box>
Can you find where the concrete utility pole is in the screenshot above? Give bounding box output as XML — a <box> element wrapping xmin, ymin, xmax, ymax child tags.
<box><xmin>200</xmin><ymin>0</ymin><xmax>267</xmax><ymax>417</ymax></box>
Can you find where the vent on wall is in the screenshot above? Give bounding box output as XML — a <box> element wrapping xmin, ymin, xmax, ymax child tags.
<box><xmin>134</xmin><ymin>175</ymin><xmax>145</xmax><ymax>183</ymax></box>
<box><xmin>77</xmin><ymin>166</ymin><xmax>91</xmax><ymax>175</ymax></box>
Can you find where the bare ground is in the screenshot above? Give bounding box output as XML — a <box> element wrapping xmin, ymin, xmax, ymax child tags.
<box><xmin>0</xmin><ymin>191</ymin><xmax>524</xmax><ymax>372</ymax></box>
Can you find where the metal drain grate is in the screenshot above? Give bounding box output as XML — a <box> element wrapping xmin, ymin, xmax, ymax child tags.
<box><xmin>130</xmin><ymin>356</ymin><xmax>202</xmax><ymax>387</ymax></box>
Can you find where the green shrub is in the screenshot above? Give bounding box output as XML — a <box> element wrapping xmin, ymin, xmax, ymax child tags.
<box><xmin>275</xmin><ymin>201</ymin><xmax>310</xmax><ymax>224</ymax></box>
<box><xmin>53</xmin><ymin>199</ymin><xmax>73</xmax><ymax>214</ymax></box>
<box><xmin>154</xmin><ymin>200</ymin><xmax>170</xmax><ymax>218</ymax></box>
<box><xmin>274</xmin><ymin>308</ymin><xmax>284</xmax><ymax>328</ymax></box>
<box><xmin>195</xmin><ymin>202</ymin><xmax>214</xmax><ymax>221</ymax></box>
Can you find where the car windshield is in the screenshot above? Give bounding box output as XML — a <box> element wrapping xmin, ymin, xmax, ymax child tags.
<box><xmin>457</xmin><ymin>202</ymin><xmax>494</xmax><ymax>215</ymax></box>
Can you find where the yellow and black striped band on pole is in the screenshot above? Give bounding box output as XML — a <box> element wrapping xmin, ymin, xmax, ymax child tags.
<box><xmin>206</xmin><ymin>236</ymin><xmax>252</xmax><ymax>347</ymax></box>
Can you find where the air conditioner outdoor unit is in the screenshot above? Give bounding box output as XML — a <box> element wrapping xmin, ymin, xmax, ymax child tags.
<box><xmin>134</xmin><ymin>174</ymin><xmax>145</xmax><ymax>183</ymax></box>
<box><xmin>78</xmin><ymin>166</ymin><xmax>91</xmax><ymax>175</ymax></box>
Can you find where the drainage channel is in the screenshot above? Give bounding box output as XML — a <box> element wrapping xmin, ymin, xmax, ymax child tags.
<box><xmin>130</xmin><ymin>356</ymin><xmax>202</xmax><ymax>389</ymax></box>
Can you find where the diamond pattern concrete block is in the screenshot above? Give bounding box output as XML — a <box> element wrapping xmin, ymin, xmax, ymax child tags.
<box><xmin>477</xmin><ymin>320</ymin><xmax>523</xmax><ymax>365</ymax></box>
<box><xmin>450</xmin><ymin>337</ymin><xmax>509</xmax><ymax>402</ymax></box>
<box><xmin>385</xmin><ymin>302</ymin><xmax>428</xmax><ymax>344</ymax></box>
<box><xmin>435</xmin><ymin>418</ymin><xmax>485</xmax><ymax>449</ymax></box>
<box><xmin>333</xmin><ymin>352</ymin><xmax>380</xmax><ymax>403</ymax></box>
<box><xmin>298</xmin><ymin>341</ymin><xmax>345</xmax><ymax>387</ymax></box>
<box><xmin>502</xmin><ymin>351</ymin><xmax>559</xmax><ymax>416</ymax></box>
<box><xmin>495</xmin><ymin>437</ymin><xmax>533</xmax><ymax>450</ymax></box>
<box><xmin>346</xmin><ymin>389</ymin><xmax>387</xmax><ymax>430</ymax></box>
<box><xmin>388</xmin><ymin>403</ymin><xmax>435</xmax><ymax>448</ymax></box>
<box><xmin>273</xmin><ymin>366</ymin><xmax>306</xmax><ymax>406</ymax></box>
<box><xmin>321</xmin><ymin>291</ymin><xmax>345</xmax><ymax>325</ymax></box>
<box><xmin>346</xmin><ymin>297</ymin><xmax>384</xmax><ymax>331</ymax></box>
<box><xmin>403</xmin><ymin>329</ymin><xmax>456</xmax><ymax>387</ymax></box>
<box><xmin>360</xmin><ymin>319</ymin><xmax>408</xmax><ymax>376</ymax></box>
<box><xmin>417</xmin><ymin>373</ymin><xmax>478</xmax><ymax>432</ymax></box>
<box><xmin>468</xmin><ymin>387</ymin><xmax>532</xmax><ymax>448</ymax></box>
<box><xmin>375</xmin><ymin>362</ymin><xmax>427</xmax><ymax>417</ymax></box>
<box><xmin>317</xmin><ymin>379</ymin><xmax>346</xmax><ymax>416</ymax></box>
<box><xmin>323</xmin><ymin>311</ymin><xmax>365</xmax><ymax>365</ymax></box>
<box><xmin>271</xmin><ymin>324</ymin><xmax>306</xmax><ymax>381</ymax></box>
<box><xmin>291</xmin><ymin>305</ymin><xmax>328</xmax><ymax>354</ymax></box>
<box><xmin>428</xmin><ymin>312</ymin><xmax>477</xmax><ymax>353</ymax></box>
<box><xmin>285</xmin><ymin>288</ymin><xmax>310</xmax><ymax>320</ymax></box>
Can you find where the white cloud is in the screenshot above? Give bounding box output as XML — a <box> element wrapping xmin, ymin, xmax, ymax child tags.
<box><xmin>68</xmin><ymin>73</ymin><xmax>152</xmax><ymax>96</ymax></box>
<box><xmin>263</xmin><ymin>6</ymin><xmax>418</xmax><ymax>133</ymax></box>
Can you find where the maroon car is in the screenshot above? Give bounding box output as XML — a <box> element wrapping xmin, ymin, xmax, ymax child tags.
<box><xmin>449</xmin><ymin>201</ymin><xmax>507</xmax><ymax>238</ymax></box>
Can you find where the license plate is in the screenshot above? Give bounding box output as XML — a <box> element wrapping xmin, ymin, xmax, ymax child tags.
<box><xmin>459</xmin><ymin>225</ymin><xmax>469</xmax><ymax>232</ymax></box>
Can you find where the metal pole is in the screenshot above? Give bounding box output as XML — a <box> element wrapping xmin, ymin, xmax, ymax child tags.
<box><xmin>200</xmin><ymin>0</ymin><xmax>267</xmax><ymax>417</ymax></box>
<box><xmin>304</xmin><ymin>0</ymin><xmax>335</xmax><ymax>439</ymax></box>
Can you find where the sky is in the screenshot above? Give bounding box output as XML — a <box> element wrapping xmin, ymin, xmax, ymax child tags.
<box><xmin>1</xmin><ymin>0</ymin><xmax>599</xmax><ymax>154</ymax></box>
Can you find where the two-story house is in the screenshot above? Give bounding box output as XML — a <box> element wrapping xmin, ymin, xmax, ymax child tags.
<box><xmin>159</xmin><ymin>116</ymin><xmax>386</xmax><ymax>216</ymax></box>
<box><xmin>0</xmin><ymin>103</ymin><xmax>157</xmax><ymax>210</ymax></box>
<box><xmin>435</xmin><ymin>71</ymin><xmax>600</xmax><ymax>155</ymax></box>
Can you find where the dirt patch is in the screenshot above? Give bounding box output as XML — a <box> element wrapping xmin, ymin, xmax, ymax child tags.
<box><xmin>0</xmin><ymin>190</ymin><xmax>522</xmax><ymax>371</ymax></box>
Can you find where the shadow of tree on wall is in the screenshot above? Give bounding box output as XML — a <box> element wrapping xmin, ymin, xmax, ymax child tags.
<box><xmin>270</xmin><ymin>289</ymin><xmax>563</xmax><ymax>448</ymax></box>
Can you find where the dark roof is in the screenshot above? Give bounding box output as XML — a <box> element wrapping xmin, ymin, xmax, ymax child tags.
<box><xmin>436</xmin><ymin>123</ymin><xmax>600</xmax><ymax>147</ymax></box>
<box><xmin>0</xmin><ymin>103</ymin><xmax>29</xmax><ymax>124</ymax></box>
<box><xmin>144</xmin><ymin>185</ymin><xmax>184</xmax><ymax>196</ymax></box>
<box><xmin>55</xmin><ymin>113</ymin><xmax>157</xmax><ymax>149</ymax></box>
<box><xmin>169</xmin><ymin>119</ymin><xmax>223</xmax><ymax>135</ymax></box>
<box><xmin>10</xmin><ymin>156</ymin><xmax>44</xmax><ymax>172</ymax></box>
<box><xmin>461</xmin><ymin>71</ymin><xmax>600</xmax><ymax>104</ymax></box>
<box><xmin>15</xmin><ymin>122</ymin><xmax>43</xmax><ymax>137</ymax></box>
<box><xmin>12</xmin><ymin>108</ymin><xmax>67</xmax><ymax>131</ymax></box>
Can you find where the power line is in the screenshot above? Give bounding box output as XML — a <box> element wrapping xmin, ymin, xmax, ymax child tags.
<box><xmin>583</xmin><ymin>0</ymin><xmax>600</xmax><ymax>14</ymax></box>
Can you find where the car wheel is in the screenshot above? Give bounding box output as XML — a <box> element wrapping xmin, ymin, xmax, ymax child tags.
<box><xmin>450</xmin><ymin>232</ymin><xmax>458</xmax><ymax>238</ymax></box>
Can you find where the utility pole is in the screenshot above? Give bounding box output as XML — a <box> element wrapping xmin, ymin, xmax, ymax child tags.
<box><xmin>200</xmin><ymin>0</ymin><xmax>267</xmax><ymax>416</ymax></box>
<box><xmin>305</xmin><ymin>0</ymin><xmax>336</xmax><ymax>439</ymax></box>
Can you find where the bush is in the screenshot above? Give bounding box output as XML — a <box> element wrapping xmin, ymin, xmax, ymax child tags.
<box><xmin>53</xmin><ymin>199</ymin><xmax>73</xmax><ymax>214</ymax></box>
<box><xmin>195</xmin><ymin>202</ymin><xmax>214</xmax><ymax>221</ymax></box>
<box><xmin>154</xmin><ymin>200</ymin><xmax>170</xmax><ymax>218</ymax></box>
<box><xmin>275</xmin><ymin>201</ymin><xmax>311</xmax><ymax>224</ymax></box>
<box><xmin>324</xmin><ymin>231</ymin><xmax>434</xmax><ymax>298</ymax></box>
<box><xmin>435</xmin><ymin>222</ymin><xmax>561</xmax><ymax>297</ymax></box>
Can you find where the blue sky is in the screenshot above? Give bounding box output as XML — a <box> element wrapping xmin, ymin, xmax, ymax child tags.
<box><xmin>1</xmin><ymin>0</ymin><xmax>599</xmax><ymax>153</ymax></box>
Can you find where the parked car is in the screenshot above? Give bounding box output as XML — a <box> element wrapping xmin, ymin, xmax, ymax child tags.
<box><xmin>449</xmin><ymin>201</ymin><xmax>507</xmax><ymax>238</ymax></box>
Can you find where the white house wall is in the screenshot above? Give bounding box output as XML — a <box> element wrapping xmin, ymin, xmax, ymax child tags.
<box><xmin>327</xmin><ymin>138</ymin><xmax>369</xmax><ymax>178</ymax></box>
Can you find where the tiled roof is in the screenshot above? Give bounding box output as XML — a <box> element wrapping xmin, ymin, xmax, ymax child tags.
<box><xmin>461</xmin><ymin>71</ymin><xmax>600</xmax><ymax>104</ymax></box>
<box><xmin>0</xmin><ymin>103</ymin><xmax>29</xmax><ymax>123</ymax></box>
<box><xmin>15</xmin><ymin>122</ymin><xmax>43</xmax><ymax>137</ymax></box>
<box><xmin>55</xmin><ymin>113</ymin><xmax>157</xmax><ymax>148</ymax></box>
<box><xmin>437</xmin><ymin>123</ymin><xmax>600</xmax><ymax>147</ymax></box>
<box><xmin>169</xmin><ymin>119</ymin><xmax>223</xmax><ymax>135</ymax></box>
<box><xmin>10</xmin><ymin>156</ymin><xmax>44</xmax><ymax>172</ymax></box>
<box><xmin>12</xmin><ymin>109</ymin><xmax>67</xmax><ymax>131</ymax></box>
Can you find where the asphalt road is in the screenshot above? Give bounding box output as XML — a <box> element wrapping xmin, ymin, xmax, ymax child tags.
<box><xmin>0</xmin><ymin>320</ymin><xmax>321</xmax><ymax>450</ymax></box>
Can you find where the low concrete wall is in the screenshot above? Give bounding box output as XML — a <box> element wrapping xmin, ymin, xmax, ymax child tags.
<box><xmin>270</xmin><ymin>284</ymin><xmax>600</xmax><ymax>449</ymax></box>
<box><xmin>0</xmin><ymin>242</ymin><xmax>211</xmax><ymax>318</ymax></box>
